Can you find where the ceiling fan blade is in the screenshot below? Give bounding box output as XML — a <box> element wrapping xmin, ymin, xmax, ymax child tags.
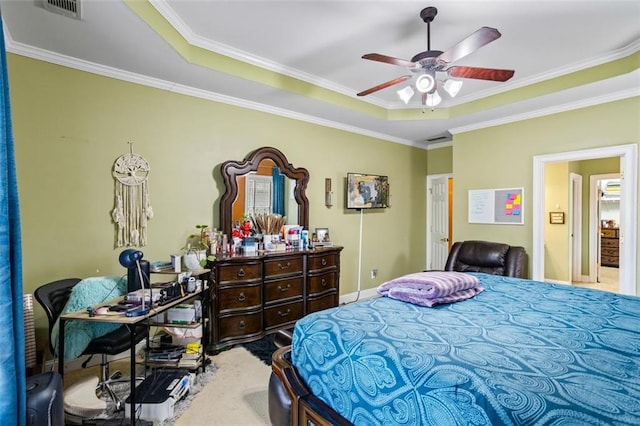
<box><xmin>357</xmin><ymin>75</ymin><xmax>413</xmax><ymax>97</ymax></box>
<box><xmin>437</xmin><ymin>27</ymin><xmax>502</xmax><ymax>64</ymax></box>
<box><xmin>362</xmin><ymin>53</ymin><xmax>417</xmax><ymax>68</ymax></box>
<box><xmin>447</xmin><ymin>66</ymin><xmax>514</xmax><ymax>82</ymax></box>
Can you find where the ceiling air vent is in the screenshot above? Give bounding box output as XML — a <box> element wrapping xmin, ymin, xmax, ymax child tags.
<box><xmin>43</xmin><ymin>0</ymin><xmax>81</xmax><ymax>20</ymax></box>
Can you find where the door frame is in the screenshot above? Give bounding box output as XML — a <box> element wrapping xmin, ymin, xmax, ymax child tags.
<box><xmin>532</xmin><ymin>144</ymin><xmax>637</xmax><ymax>295</ymax></box>
<box><xmin>569</xmin><ymin>173</ymin><xmax>582</xmax><ymax>283</ymax></box>
<box><xmin>589</xmin><ymin>173</ymin><xmax>621</xmax><ymax>282</ymax></box>
<box><xmin>426</xmin><ymin>173</ymin><xmax>453</xmax><ymax>269</ymax></box>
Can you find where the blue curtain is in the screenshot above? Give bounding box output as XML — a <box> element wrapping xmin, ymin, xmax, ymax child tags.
<box><xmin>272</xmin><ymin>166</ymin><xmax>285</xmax><ymax>216</ymax></box>
<box><xmin>0</xmin><ymin>23</ymin><xmax>26</xmax><ymax>426</ymax></box>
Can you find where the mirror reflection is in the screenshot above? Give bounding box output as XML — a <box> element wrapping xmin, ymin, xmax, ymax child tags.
<box><xmin>219</xmin><ymin>147</ymin><xmax>309</xmax><ymax>239</ymax></box>
<box><xmin>232</xmin><ymin>159</ymin><xmax>297</xmax><ymax>224</ymax></box>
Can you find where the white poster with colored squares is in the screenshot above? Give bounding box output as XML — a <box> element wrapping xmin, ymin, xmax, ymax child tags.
<box><xmin>468</xmin><ymin>188</ymin><xmax>524</xmax><ymax>225</ymax></box>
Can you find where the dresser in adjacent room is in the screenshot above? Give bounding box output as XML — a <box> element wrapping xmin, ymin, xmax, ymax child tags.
<box><xmin>600</xmin><ymin>227</ymin><xmax>619</xmax><ymax>267</ymax></box>
<box><xmin>208</xmin><ymin>246</ymin><xmax>342</xmax><ymax>352</ymax></box>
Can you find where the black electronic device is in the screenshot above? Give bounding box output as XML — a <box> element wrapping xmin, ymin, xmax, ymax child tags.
<box><xmin>26</xmin><ymin>372</ymin><xmax>64</xmax><ymax>426</ymax></box>
<box><xmin>346</xmin><ymin>172</ymin><xmax>390</xmax><ymax>209</ymax></box>
<box><xmin>127</xmin><ymin>259</ymin><xmax>150</xmax><ymax>293</ymax></box>
<box><xmin>152</xmin><ymin>281</ymin><xmax>183</xmax><ymax>305</ymax></box>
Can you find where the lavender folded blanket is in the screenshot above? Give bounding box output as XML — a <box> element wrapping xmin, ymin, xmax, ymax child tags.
<box><xmin>377</xmin><ymin>271</ymin><xmax>483</xmax><ymax>307</ymax></box>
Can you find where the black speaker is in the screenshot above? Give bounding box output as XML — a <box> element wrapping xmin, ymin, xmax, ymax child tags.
<box><xmin>26</xmin><ymin>372</ymin><xmax>64</xmax><ymax>426</ymax></box>
<box><xmin>127</xmin><ymin>259</ymin><xmax>150</xmax><ymax>293</ymax></box>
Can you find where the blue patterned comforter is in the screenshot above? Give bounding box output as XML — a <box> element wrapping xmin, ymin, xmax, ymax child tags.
<box><xmin>291</xmin><ymin>273</ymin><xmax>640</xmax><ymax>425</ymax></box>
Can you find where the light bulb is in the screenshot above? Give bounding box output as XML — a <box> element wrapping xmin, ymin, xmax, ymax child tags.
<box><xmin>415</xmin><ymin>73</ymin><xmax>436</xmax><ymax>93</ymax></box>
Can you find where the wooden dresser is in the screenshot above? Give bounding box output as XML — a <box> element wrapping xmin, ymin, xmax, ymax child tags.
<box><xmin>600</xmin><ymin>227</ymin><xmax>619</xmax><ymax>267</ymax></box>
<box><xmin>208</xmin><ymin>246</ymin><xmax>342</xmax><ymax>352</ymax></box>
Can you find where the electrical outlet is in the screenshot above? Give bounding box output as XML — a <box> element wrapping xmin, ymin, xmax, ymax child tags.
<box><xmin>371</xmin><ymin>269</ymin><xmax>378</xmax><ymax>279</ymax></box>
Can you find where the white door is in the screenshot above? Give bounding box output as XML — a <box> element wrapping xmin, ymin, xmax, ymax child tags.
<box><xmin>429</xmin><ymin>175</ymin><xmax>450</xmax><ymax>269</ymax></box>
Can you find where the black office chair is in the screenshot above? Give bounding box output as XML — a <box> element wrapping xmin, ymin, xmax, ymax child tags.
<box><xmin>34</xmin><ymin>278</ymin><xmax>148</xmax><ymax>410</ymax></box>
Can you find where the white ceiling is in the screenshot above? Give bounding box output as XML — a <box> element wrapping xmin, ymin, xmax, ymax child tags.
<box><xmin>1</xmin><ymin>0</ymin><xmax>639</xmax><ymax>147</ymax></box>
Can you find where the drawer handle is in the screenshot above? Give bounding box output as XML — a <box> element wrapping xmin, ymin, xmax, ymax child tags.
<box><xmin>278</xmin><ymin>262</ymin><xmax>291</xmax><ymax>270</ymax></box>
<box><xmin>321</xmin><ymin>279</ymin><xmax>327</xmax><ymax>287</ymax></box>
<box><xmin>237</xmin><ymin>268</ymin><xmax>246</xmax><ymax>277</ymax></box>
<box><xmin>238</xmin><ymin>321</ymin><xmax>246</xmax><ymax>330</ymax></box>
<box><xmin>321</xmin><ymin>259</ymin><xmax>327</xmax><ymax>266</ymax></box>
<box><xmin>278</xmin><ymin>309</ymin><xmax>291</xmax><ymax>318</ymax></box>
<box><xmin>278</xmin><ymin>283</ymin><xmax>291</xmax><ymax>292</ymax></box>
<box><xmin>237</xmin><ymin>292</ymin><xmax>246</xmax><ymax>302</ymax></box>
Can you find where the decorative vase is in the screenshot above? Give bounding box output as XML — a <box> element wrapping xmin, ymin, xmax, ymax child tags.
<box><xmin>183</xmin><ymin>249</ymin><xmax>207</xmax><ymax>270</ymax></box>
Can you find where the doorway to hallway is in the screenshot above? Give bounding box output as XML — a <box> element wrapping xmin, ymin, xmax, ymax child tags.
<box><xmin>532</xmin><ymin>144</ymin><xmax>637</xmax><ymax>296</ymax></box>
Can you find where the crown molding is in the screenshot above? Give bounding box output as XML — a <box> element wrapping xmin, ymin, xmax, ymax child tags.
<box><xmin>450</xmin><ymin>85</ymin><xmax>640</xmax><ymax>136</ymax></box>
<box><xmin>2</xmin><ymin>23</ymin><xmax>419</xmax><ymax>148</ymax></box>
<box><xmin>3</xmin><ymin>19</ymin><xmax>635</xmax><ymax>151</ymax></box>
<box><xmin>151</xmin><ymin>1</ymin><xmax>640</xmax><ymax>111</ymax></box>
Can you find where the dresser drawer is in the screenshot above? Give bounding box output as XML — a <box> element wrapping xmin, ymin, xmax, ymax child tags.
<box><xmin>601</xmin><ymin>247</ymin><xmax>619</xmax><ymax>257</ymax></box>
<box><xmin>307</xmin><ymin>293</ymin><xmax>338</xmax><ymax>314</ymax></box>
<box><xmin>601</xmin><ymin>238</ymin><xmax>619</xmax><ymax>248</ymax></box>
<box><xmin>218</xmin><ymin>312</ymin><xmax>262</xmax><ymax>340</ymax></box>
<box><xmin>217</xmin><ymin>284</ymin><xmax>262</xmax><ymax>311</ymax></box>
<box><xmin>264</xmin><ymin>256</ymin><xmax>303</xmax><ymax>279</ymax></box>
<box><xmin>601</xmin><ymin>228</ymin><xmax>618</xmax><ymax>238</ymax></box>
<box><xmin>264</xmin><ymin>276</ymin><xmax>303</xmax><ymax>304</ymax></box>
<box><xmin>601</xmin><ymin>255</ymin><xmax>619</xmax><ymax>267</ymax></box>
<box><xmin>264</xmin><ymin>301</ymin><xmax>303</xmax><ymax>329</ymax></box>
<box><xmin>217</xmin><ymin>262</ymin><xmax>262</xmax><ymax>283</ymax></box>
<box><xmin>308</xmin><ymin>252</ymin><xmax>338</xmax><ymax>271</ymax></box>
<box><xmin>308</xmin><ymin>271</ymin><xmax>337</xmax><ymax>295</ymax></box>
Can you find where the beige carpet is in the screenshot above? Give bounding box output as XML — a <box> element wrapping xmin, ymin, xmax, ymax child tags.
<box><xmin>175</xmin><ymin>346</ymin><xmax>271</xmax><ymax>425</ymax></box>
<box><xmin>61</xmin><ymin>345</ymin><xmax>272</xmax><ymax>425</ymax></box>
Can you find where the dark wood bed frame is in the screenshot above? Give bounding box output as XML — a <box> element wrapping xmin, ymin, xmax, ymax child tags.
<box><xmin>270</xmin><ymin>346</ymin><xmax>351</xmax><ymax>426</ymax></box>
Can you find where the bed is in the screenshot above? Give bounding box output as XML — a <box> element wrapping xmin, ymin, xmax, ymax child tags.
<box><xmin>270</xmin><ymin>273</ymin><xmax>640</xmax><ymax>425</ymax></box>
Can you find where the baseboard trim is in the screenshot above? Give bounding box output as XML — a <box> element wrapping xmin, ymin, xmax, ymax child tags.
<box><xmin>339</xmin><ymin>287</ymin><xmax>378</xmax><ymax>305</ymax></box>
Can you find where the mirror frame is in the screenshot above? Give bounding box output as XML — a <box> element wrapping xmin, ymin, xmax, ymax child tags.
<box><xmin>219</xmin><ymin>146</ymin><xmax>309</xmax><ymax>238</ymax></box>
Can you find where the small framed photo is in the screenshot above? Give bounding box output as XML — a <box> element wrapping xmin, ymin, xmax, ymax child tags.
<box><xmin>549</xmin><ymin>211</ymin><xmax>565</xmax><ymax>224</ymax></box>
<box><xmin>315</xmin><ymin>228</ymin><xmax>330</xmax><ymax>242</ymax></box>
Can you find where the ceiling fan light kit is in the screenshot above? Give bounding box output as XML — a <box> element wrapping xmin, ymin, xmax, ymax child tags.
<box><xmin>443</xmin><ymin>79</ymin><xmax>463</xmax><ymax>97</ymax></box>
<box><xmin>357</xmin><ymin>6</ymin><xmax>515</xmax><ymax>107</ymax></box>
<box><xmin>397</xmin><ymin>86</ymin><xmax>415</xmax><ymax>104</ymax></box>
<box><xmin>415</xmin><ymin>73</ymin><xmax>436</xmax><ymax>93</ymax></box>
<box><xmin>424</xmin><ymin>91</ymin><xmax>442</xmax><ymax>107</ymax></box>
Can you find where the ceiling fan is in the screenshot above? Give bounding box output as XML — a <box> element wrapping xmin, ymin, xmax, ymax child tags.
<box><xmin>357</xmin><ymin>6</ymin><xmax>515</xmax><ymax>106</ymax></box>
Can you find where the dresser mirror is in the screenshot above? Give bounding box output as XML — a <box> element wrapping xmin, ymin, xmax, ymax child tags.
<box><xmin>219</xmin><ymin>146</ymin><xmax>309</xmax><ymax>238</ymax></box>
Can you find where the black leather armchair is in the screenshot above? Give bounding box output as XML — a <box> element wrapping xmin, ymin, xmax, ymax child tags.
<box><xmin>444</xmin><ymin>240</ymin><xmax>527</xmax><ymax>278</ymax></box>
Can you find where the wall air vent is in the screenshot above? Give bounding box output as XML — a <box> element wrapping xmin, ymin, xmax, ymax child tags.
<box><xmin>43</xmin><ymin>0</ymin><xmax>81</xmax><ymax>20</ymax></box>
<box><xmin>425</xmin><ymin>131</ymin><xmax>452</xmax><ymax>144</ymax></box>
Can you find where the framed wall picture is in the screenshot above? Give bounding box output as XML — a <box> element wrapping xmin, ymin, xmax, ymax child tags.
<box><xmin>346</xmin><ymin>173</ymin><xmax>389</xmax><ymax>209</ymax></box>
<box><xmin>549</xmin><ymin>211</ymin><xmax>565</xmax><ymax>224</ymax></box>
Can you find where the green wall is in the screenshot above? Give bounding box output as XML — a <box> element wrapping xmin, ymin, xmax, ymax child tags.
<box><xmin>544</xmin><ymin>162</ymin><xmax>570</xmax><ymax>281</ymax></box>
<box><xmin>10</xmin><ymin>51</ymin><xmax>640</xmax><ymax>355</ymax></box>
<box><xmin>426</xmin><ymin>145</ymin><xmax>453</xmax><ymax>175</ymax></box>
<box><xmin>452</xmin><ymin>97</ymin><xmax>640</xmax><ymax>285</ymax></box>
<box><xmin>8</xmin><ymin>54</ymin><xmax>428</xmax><ymax>347</ymax></box>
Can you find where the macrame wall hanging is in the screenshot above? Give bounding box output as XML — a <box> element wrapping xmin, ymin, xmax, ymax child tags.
<box><xmin>111</xmin><ymin>142</ymin><xmax>154</xmax><ymax>247</ymax></box>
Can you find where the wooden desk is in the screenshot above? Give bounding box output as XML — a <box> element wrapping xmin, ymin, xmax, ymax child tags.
<box><xmin>58</xmin><ymin>286</ymin><xmax>207</xmax><ymax>425</ymax></box>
